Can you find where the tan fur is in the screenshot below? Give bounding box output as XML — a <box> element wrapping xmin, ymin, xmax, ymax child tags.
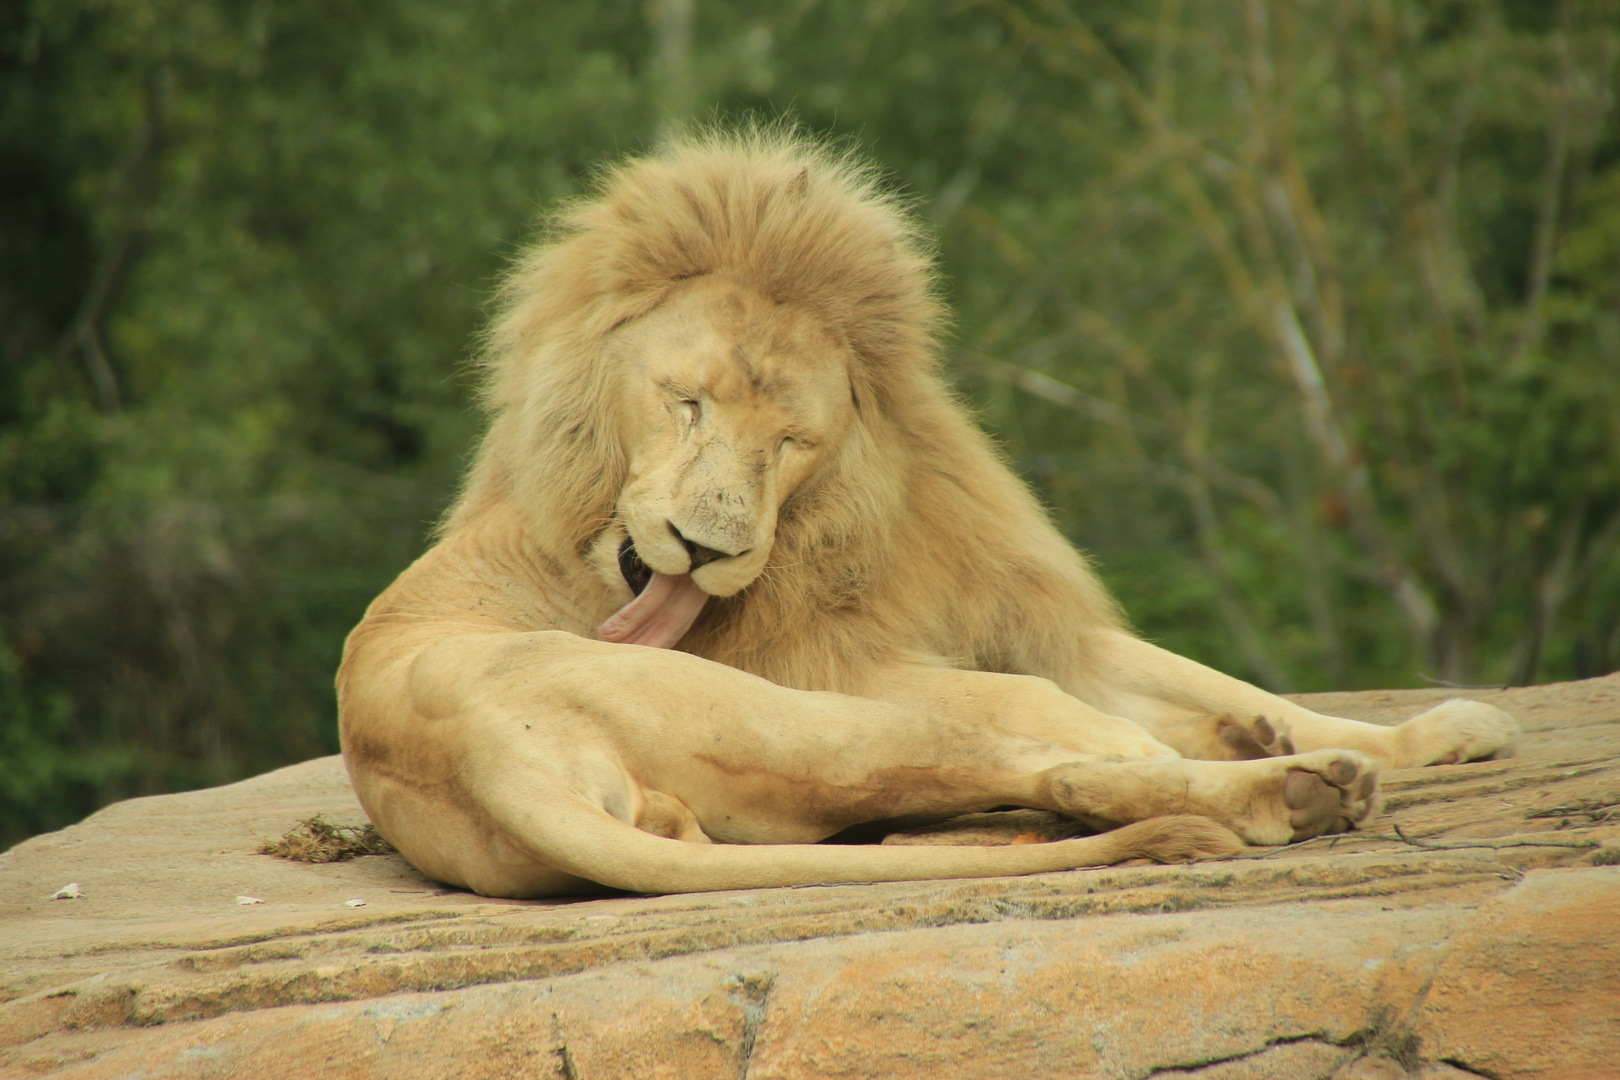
<box><xmin>338</xmin><ymin>130</ymin><xmax>1520</xmax><ymax>898</ymax></box>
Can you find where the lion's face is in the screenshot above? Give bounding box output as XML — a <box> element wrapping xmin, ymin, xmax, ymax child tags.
<box><xmin>605</xmin><ymin>276</ymin><xmax>855</xmax><ymax>602</ymax></box>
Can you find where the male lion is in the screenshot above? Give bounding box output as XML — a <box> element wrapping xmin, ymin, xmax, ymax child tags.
<box><xmin>338</xmin><ymin>132</ymin><xmax>1519</xmax><ymax>898</ymax></box>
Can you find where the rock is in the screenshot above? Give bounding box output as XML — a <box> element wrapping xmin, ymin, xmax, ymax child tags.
<box><xmin>1415</xmin><ymin>868</ymin><xmax>1620</xmax><ymax>1080</ymax></box>
<box><xmin>2</xmin><ymin>675</ymin><xmax>1617</xmax><ymax>1079</ymax></box>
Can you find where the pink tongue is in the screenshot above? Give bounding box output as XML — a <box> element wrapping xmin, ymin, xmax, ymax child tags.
<box><xmin>597</xmin><ymin>572</ymin><xmax>710</xmax><ymax>649</ymax></box>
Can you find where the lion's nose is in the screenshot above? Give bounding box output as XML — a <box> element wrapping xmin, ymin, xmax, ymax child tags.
<box><xmin>667</xmin><ymin>521</ymin><xmax>748</xmax><ymax>570</ymax></box>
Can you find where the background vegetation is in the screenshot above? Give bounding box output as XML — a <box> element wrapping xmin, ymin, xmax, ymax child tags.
<box><xmin>4</xmin><ymin>0</ymin><xmax>1617</xmax><ymax>847</ymax></box>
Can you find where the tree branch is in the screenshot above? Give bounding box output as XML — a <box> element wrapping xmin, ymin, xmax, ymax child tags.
<box><xmin>53</xmin><ymin>68</ymin><xmax>166</xmax><ymax>414</ymax></box>
<box><xmin>1512</xmin><ymin>0</ymin><xmax>1576</xmax><ymax>361</ymax></box>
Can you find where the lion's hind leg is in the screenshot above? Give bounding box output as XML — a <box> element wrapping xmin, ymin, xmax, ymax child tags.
<box><xmin>1033</xmin><ymin>749</ymin><xmax>1381</xmax><ymax>847</ymax></box>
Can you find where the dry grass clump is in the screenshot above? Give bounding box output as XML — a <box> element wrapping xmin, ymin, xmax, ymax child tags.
<box><xmin>259</xmin><ymin>815</ymin><xmax>395</xmax><ymax>863</ymax></box>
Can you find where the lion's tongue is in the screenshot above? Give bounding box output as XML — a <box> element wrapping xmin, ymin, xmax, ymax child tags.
<box><xmin>597</xmin><ymin>572</ymin><xmax>709</xmax><ymax>649</ymax></box>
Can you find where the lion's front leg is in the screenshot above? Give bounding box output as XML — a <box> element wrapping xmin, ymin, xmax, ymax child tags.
<box><xmin>1069</xmin><ymin>630</ymin><xmax>1520</xmax><ymax>769</ymax></box>
<box><xmin>1140</xmin><ymin>711</ymin><xmax>1298</xmax><ymax>761</ymax></box>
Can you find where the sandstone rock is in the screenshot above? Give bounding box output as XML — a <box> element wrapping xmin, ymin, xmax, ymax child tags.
<box><xmin>2</xmin><ymin>676</ymin><xmax>1617</xmax><ymax>1079</ymax></box>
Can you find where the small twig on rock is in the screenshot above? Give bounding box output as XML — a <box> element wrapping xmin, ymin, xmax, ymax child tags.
<box><xmin>1385</xmin><ymin>823</ymin><xmax>1597</xmax><ymax>851</ymax></box>
<box><xmin>1416</xmin><ymin>673</ymin><xmax>1509</xmax><ymax>690</ymax></box>
<box><xmin>1525</xmin><ymin>795</ymin><xmax>1620</xmax><ymax>820</ymax></box>
<box><xmin>1192</xmin><ymin>824</ymin><xmax>1599</xmax><ymax>864</ymax></box>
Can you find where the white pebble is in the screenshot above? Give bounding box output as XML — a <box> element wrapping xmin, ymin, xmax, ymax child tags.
<box><xmin>236</xmin><ymin>895</ymin><xmax>264</xmax><ymax>905</ymax></box>
<box><xmin>52</xmin><ymin>883</ymin><xmax>81</xmax><ymax>900</ymax></box>
<box><xmin>345</xmin><ymin>898</ymin><xmax>366</xmax><ymax>908</ymax></box>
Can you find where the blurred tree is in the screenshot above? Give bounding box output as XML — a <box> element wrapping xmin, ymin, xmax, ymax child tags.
<box><xmin>2</xmin><ymin>0</ymin><xmax>1616</xmax><ymax>846</ymax></box>
<box><xmin>947</xmin><ymin>0</ymin><xmax>1620</xmax><ymax>691</ymax></box>
<box><xmin>1</xmin><ymin>0</ymin><xmax>657</xmax><ymax>842</ymax></box>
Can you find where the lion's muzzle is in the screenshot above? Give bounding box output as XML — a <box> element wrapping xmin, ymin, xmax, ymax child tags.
<box><xmin>667</xmin><ymin>521</ymin><xmax>748</xmax><ymax>570</ymax></box>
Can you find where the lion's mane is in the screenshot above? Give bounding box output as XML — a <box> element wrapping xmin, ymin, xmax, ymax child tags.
<box><xmin>446</xmin><ymin>129</ymin><xmax>1121</xmax><ymax>695</ymax></box>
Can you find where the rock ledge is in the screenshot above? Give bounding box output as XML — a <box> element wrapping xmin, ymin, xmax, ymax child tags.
<box><xmin>3</xmin><ymin>677</ymin><xmax>1617</xmax><ymax>1079</ymax></box>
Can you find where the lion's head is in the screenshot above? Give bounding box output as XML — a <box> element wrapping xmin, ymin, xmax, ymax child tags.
<box><xmin>441</xmin><ymin>130</ymin><xmax>1117</xmax><ymax>679</ymax></box>
<box><xmin>585</xmin><ymin>273</ymin><xmax>862</xmax><ymax>644</ymax></box>
<box><xmin>446</xmin><ymin>130</ymin><xmax>950</xmax><ymax>644</ymax></box>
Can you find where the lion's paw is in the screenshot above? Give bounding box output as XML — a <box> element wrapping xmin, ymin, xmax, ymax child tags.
<box><xmin>1211</xmin><ymin>750</ymin><xmax>1381</xmax><ymax>846</ymax></box>
<box><xmin>1281</xmin><ymin>750</ymin><xmax>1381</xmax><ymax>842</ymax></box>
<box><xmin>1214</xmin><ymin>713</ymin><xmax>1295</xmax><ymax>759</ymax></box>
<box><xmin>1391</xmin><ymin>699</ymin><xmax>1520</xmax><ymax>769</ymax></box>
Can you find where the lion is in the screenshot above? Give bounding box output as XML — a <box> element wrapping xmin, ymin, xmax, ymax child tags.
<box><xmin>337</xmin><ymin>131</ymin><xmax>1520</xmax><ymax>898</ymax></box>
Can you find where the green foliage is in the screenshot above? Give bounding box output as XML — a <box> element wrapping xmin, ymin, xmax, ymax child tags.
<box><xmin>3</xmin><ymin>0</ymin><xmax>1618</xmax><ymax>846</ymax></box>
<box><xmin>1</xmin><ymin>0</ymin><xmax>654</xmax><ymax>845</ymax></box>
<box><xmin>0</xmin><ymin>628</ymin><xmax>136</xmax><ymax>842</ymax></box>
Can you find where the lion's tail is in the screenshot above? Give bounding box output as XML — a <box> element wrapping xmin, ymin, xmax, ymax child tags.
<box><xmin>495</xmin><ymin>797</ymin><xmax>1244</xmax><ymax>895</ymax></box>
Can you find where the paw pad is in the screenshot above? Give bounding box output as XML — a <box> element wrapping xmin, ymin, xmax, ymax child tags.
<box><xmin>1215</xmin><ymin>714</ymin><xmax>1295</xmax><ymax>759</ymax></box>
<box><xmin>1283</xmin><ymin>755</ymin><xmax>1372</xmax><ymax>842</ymax></box>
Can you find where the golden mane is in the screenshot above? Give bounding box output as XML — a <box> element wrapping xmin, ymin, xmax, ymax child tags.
<box><xmin>445</xmin><ymin>129</ymin><xmax>1122</xmax><ymax>694</ymax></box>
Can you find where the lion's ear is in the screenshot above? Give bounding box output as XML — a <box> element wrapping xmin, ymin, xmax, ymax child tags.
<box><xmin>787</xmin><ymin>166</ymin><xmax>809</xmax><ymax>197</ymax></box>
